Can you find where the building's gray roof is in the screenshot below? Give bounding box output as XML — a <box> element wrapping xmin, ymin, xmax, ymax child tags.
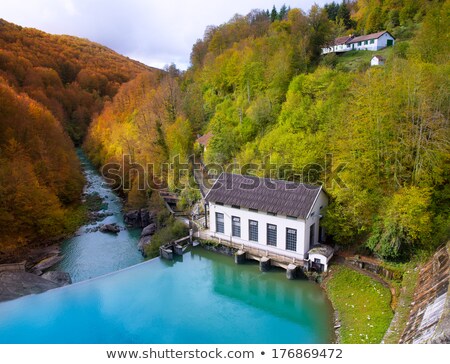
<box><xmin>205</xmin><ymin>173</ymin><xmax>322</xmax><ymax>219</ymax></box>
<box><xmin>308</xmin><ymin>244</ymin><xmax>334</xmax><ymax>258</ymax></box>
<box><xmin>348</xmin><ymin>31</ymin><xmax>394</xmax><ymax>44</ymax></box>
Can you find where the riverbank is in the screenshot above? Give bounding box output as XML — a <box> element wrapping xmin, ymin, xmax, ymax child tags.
<box><xmin>323</xmin><ymin>264</ymin><xmax>393</xmax><ymax>343</ymax></box>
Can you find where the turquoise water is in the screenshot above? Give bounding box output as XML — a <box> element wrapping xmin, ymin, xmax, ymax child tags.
<box><xmin>54</xmin><ymin>151</ymin><xmax>144</xmax><ymax>282</ymax></box>
<box><xmin>0</xmin><ymin>248</ymin><xmax>334</xmax><ymax>343</ymax></box>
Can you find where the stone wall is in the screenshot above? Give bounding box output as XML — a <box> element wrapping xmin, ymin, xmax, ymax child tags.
<box><xmin>400</xmin><ymin>243</ymin><xmax>449</xmax><ymax>343</ymax></box>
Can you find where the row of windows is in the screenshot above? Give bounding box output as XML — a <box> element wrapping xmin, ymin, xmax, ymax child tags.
<box><xmin>215</xmin><ymin>213</ymin><xmax>297</xmax><ymax>251</ymax></box>
<box><xmin>356</xmin><ymin>39</ymin><xmax>375</xmax><ymax>46</ymax></box>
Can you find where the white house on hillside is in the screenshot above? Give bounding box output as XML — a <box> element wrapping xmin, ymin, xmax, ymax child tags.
<box><xmin>371</xmin><ymin>55</ymin><xmax>386</xmax><ymax>66</ymax></box>
<box><xmin>322</xmin><ymin>31</ymin><xmax>395</xmax><ymax>55</ymax></box>
<box><xmin>321</xmin><ymin>35</ymin><xmax>354</xmax><ymax>54</ymax></box>
<box><xmin>205</xmin><ymin>173</ymin><xmax>330</xmax><ymax>271</ymax></box>
<box><xmin>347</xmin><ymin>31</ymin><xmax>395</xmax><ymax>51</ymax></box>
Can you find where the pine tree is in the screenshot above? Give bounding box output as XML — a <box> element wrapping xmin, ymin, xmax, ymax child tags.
<box><xmin>270</xmin><ymin>6</ymin><xmax>278</xmax><ymax>23</ymax></box>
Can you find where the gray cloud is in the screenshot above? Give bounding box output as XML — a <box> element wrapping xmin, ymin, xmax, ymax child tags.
<box><xmin>1</xmin><ymin>0</ymin><xmax>329</xmax><ymax>69</ymax></box>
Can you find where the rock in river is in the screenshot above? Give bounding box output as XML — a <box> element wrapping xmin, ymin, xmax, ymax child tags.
<box><xmin>32</xmin><ymin>254</ymin><xmax>64</xmax><ymax>273</ymax></box>
<box><xmin>124</xmin><ymin>209</ymin><xmax>141</xmax><ymax>227</ymax></box>
<box><xmin>99</xmin><ymin>223</ymin><xmax>120</xmax><ymax>234</ymax></box>
<box><xmin>137</xmin><ymin>236</ymin><xmax>151</xmax><ymax>256</ymax></box>
<box><xmin>141</xmin><ymin>223</ymin><xmax>157</xmax><ymax>237</ymax></box>
<box><xmin>124</xmin><ymin>208</ymin><xmax>157</xmax><ymax>228</ymax></box>
<box><xmin>41</xmin><ymin>271</ymin><xmax>72</xmax><ymax>286</ymax></box>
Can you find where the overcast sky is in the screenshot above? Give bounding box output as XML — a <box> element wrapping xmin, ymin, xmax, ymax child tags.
<box><xmin>1</xmin><ymin>0</ymin><xmax>329</xmax><ymax>70</ymax></box>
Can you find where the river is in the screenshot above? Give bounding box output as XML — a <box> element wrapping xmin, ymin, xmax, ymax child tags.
<box><xmin>53</xmin><ymin>150</ymin><xmax>144</xmax><ymax>282</ymax></box>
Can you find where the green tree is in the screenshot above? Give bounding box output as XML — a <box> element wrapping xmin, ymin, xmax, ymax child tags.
<box><xmin>367</xmin><ymin>187</ymin><xmax>432</xmax><ymax>260</ymax></box>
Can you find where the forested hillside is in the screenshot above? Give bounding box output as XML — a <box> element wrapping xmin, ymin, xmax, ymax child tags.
<box><xmin>183</xmin><ymin>0</ymin><xmax>449</xmax><ymax>260</ymax></box>
<box><xmin>1</xmin><ymin>0</ymin><xmax>448</xmax><ymax>263</ymax></box>
<box><xmin>0</xmin><ymin>20</ymin><xmax>157</xmax><ymax>260</ymax></box>
<box><xmin>87</xmin><ymin>0</ymin><xmax>448</xmax><ymax>261</ymax></box>
<box><xmin>0</xmin><ymin>19</ymin><xmax>154</xmax><ymax>143</ymax></box>
<box><xmin>85</xmin><ymin>66</ymin><xmax>192</xmax><ymax>207</ymax></box>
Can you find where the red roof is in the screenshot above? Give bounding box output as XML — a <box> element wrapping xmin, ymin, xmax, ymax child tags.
<box><xmin>196</xmin><ymin>131</ymin><xmax>213</xmax><ymax>146</ymax></box>
<box><xmin>334</xmin><ymin>35</ymin><xmax>353</xmax><ymax>45</ymax></box>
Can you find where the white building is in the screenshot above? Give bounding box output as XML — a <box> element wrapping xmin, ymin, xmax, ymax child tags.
<box><xmin>371</xmin><ymin>55</ymin><xmax>386</xmax><ymax>66</ymax></box>
<box><xmin>347</xmin><ymin>31</ymin><xmax>395</xmax><ymax>51</ymax></box>
<box><xmin>321</xmin><ymin>35</ymin><xmax>354</xmax><ymax>55</ymax></box>
<box><xmin>321</xmin><ymin>31</ymin><xmax>395</xmax><ymax>55</ymax></box>
<box><xmin>205</xmin><ymin>173</ymin><xmax>330</xmax><ymax>270</ymax></box>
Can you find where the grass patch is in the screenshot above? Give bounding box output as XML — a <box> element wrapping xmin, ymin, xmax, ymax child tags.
<box><xmin>332</xmin><ymin>46</ymin><xmax>394</xmax><ymax>73</ymax></box>
<box><xmin>325</xmin><ymin>265</ymin><xmax>393</xmax><ymax>343</ymax></box>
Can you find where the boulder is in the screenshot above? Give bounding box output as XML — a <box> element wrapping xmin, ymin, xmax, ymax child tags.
<box><xmin>32</xmin><ymin>255</ymin><xmax>64</xmax><ymax>272</ymax></box>
<box><xmin>137</xmin><ymin>235</ymin><xmax>151</xmax><ymax>256</ymax></box>
<box><xmin>99</xmin><ymin>223</ymin><xmax>120</xmax><ymax>234</ymax></box>
<box><xmin>41</xmin><ymin>271</ymin><xmax>72</xmax><ymax>286</ymax></box>
<box><xmin>124</xmin><ymin>209</ymin><xmax>141</xmax><ymax>227</ymax></box>
<box><xmin>140</xmin><ymin>208</ymin><xmax>157</xmax><ymax>227</ymax></box>
<box><xmin>140</xmin><ymin>208</ymin><xmax>150</xmax><ymax>227</ymax></box>
<box><xmin>141</xmin><ymin>223</ymin><xmax>157</xmax><ymax>237</ymax></box>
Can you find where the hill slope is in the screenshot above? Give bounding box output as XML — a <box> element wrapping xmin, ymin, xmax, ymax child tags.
<box><xmin>0</xmin><ymin>19</ymin><xmax>159</xmax><ymax>143</ymax></box>
<box><xmin>0</xmin><ymin>19</ymin><xmax>161</xmax><ymax>260</ymax></box>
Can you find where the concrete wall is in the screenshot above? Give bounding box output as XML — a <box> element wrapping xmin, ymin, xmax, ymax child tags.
<box><xmin>400</xmin><ymin>243</ymin><xmax>449</xmax><ymax>343</ymax></box>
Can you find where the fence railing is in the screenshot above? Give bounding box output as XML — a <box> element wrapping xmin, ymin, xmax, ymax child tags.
<box><xmin>194</xmin><ymin>230</ymin><xmax>304</xmax><ymax>267</ymax></box>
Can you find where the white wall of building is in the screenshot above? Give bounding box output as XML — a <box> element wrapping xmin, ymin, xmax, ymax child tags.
<box><xmin>309</xmin><ymin>252</ymin><xmax>331</xmax><ymax>272</ymax></box>
<box><xmin>208</xmin><ymin>190</ymin><xmax>328</xmax><ymax>261</ymax></box>
<box><xmin>304</xmin><ymin>190</ymin><xmax>329</xmax><ymax>251</ymax></box>
<box><xmin>350</xmin><ymin>33</ymin><xmax>394</xmax><ymax>51</ymax></box>
<box><xmin>371</xmin><ymin>57</ymin><xmax>385</xmax><ymax>66</ymax></box>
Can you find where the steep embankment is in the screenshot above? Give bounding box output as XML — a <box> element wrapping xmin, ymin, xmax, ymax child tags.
<box><xmin>400</xmin><ymin>243</ymin><xmax>450</xmax><ymax>343</ymax></box>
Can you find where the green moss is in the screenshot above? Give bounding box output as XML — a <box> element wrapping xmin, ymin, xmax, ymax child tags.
<box><xmin>325</xmin><ymin>265</ymin><xmax>393</xmax><ymax>343</ymax></box>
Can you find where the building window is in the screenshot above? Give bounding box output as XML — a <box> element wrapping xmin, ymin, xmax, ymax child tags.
<box><xmin>249</xmin><ymin>220</ymin><xmax>258</xmax><ymax>242</ymax></box>
<box><xmin>370</xmin><ymin>39</ymin><xmax>375</xmax><ymax>44</ymax></box>
<box><xmin>267</xmin><ymin>211</ymin><xmax>277</xmax><ymax>216</ymax></box>
<box><xmin>231</xmin><ymin>205</ymin><xmax>240</xmax><ymax>209</ymax></box>
<box><xmin>358</xmin><ymin>42</ymin><xmax>361</xmax><ymax>46</ymax></box>
<box><xmin>215</xmin><ymin>202</ymin><xmax>224</xmax><ymax>206</ymax></box>
<box><xmin>249</xmin><ymin>208</ymin><xmax>258</xmax><ymax>213</ymax></box>
<box><xmin>287</xmin><ymin>215</ymin><xmax>297</xmax><ymax>220</ymax></box>
<box><xmin>232</xmin><ymin>216</ymin><xmax>241</xmax><ymax>237</ymax></box>
<box><xmin>216</xmin><ymin>212</ymin><xmax>224</xmax><ymax>234</ymax></box>
<box><xmin>286</xmin><ymin>228</ymin><xmax>297</xmax><ymax>251</ymax></box>
<box><xmin>365</xmin><ymin>40</ymin><xmax>368</xmax><ymax>45</ymax></box>
<box><xmin>267</xmin><ymin>224</ymin><xmax>277</xmax><ymax>246</ymax></box>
